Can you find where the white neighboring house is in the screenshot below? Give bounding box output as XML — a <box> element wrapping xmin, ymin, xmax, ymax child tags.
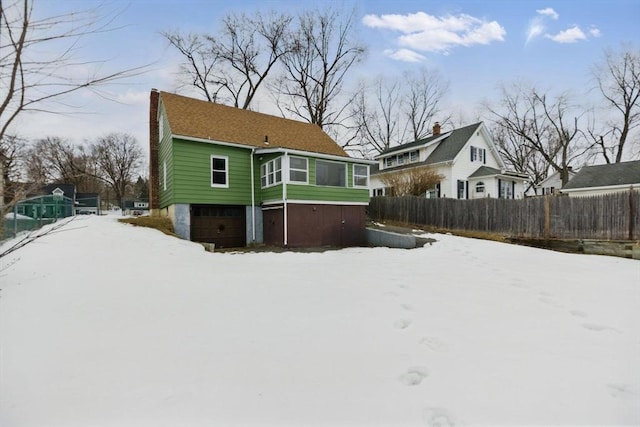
<box><xmin>560</xmin><ymin>160</ymin><xmax>640</xmax><ymax>197</ymax></box>
<box><xmin>370</xmin><ymin>122</ymin><xmax>528</xmax><ymax>199</ymax></box>
<box><xmin>534</xmin><ymin>169</ymin><xmax>578</xmax><ymax>196</ymax></box>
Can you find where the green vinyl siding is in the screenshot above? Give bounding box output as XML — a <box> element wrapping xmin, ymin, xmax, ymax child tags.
<box><xmin>160</xmin><ymin>137</ymin><xmax>368</xmax><ymax>207</ymax></box>
<box><xmin>286</xmin><ymin>183</ymin><xmax>369</xmax><ymax>203</ymax></box>
<box><xmin>158</xmin><ymin>109</ymin><xmax>174</xmax><ymax>208</ymax></box>
<box><xmin>170</xmin><ymin>138</ymin><xmax>256</xmax><ymax>205</ymax></box>
<box><xmin>286</xmin><ymin>158</ymin><xmax>369</xmax><ymax>203</ymax></box>
<box><xmin>260</xmin><ymin>184</ymin><xmax>283</xmax><ymax>203</ymax></box>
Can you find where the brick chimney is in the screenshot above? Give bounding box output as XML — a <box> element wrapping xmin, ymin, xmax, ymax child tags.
<box><xmin>149</xmin><ymin>89</ymin><xmax>160</xmax><ymax>215</ymax></box>
<box><xmin>433</xmin><ymin>122</ymin><xmax>441</xmax><ymax>136</ymax></box>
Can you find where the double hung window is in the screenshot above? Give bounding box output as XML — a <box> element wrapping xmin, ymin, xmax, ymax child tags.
<box><xmin>211</xmin><ymin>155</ymin><xmax>228</xmax><ymax>187</ymax></box>
<box><xmin>289</xmin><ymin>157</ymin><xmax>308</xmax><ymax>183</ymax></box>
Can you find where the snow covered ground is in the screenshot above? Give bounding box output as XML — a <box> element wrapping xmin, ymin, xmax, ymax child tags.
<box><xmin>1</xmin><ymin>215</ymin><xmax>639</xmax><ymax>427</ymax></box>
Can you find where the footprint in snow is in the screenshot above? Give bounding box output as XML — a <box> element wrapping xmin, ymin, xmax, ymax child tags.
<box><xmin>401</xmin><ymin>303</ymin><xmax>413</xmax><ymax>311</ymax></box>
<box><xmin>569</xmin><ymin>310</ymin><xmax>588</xmax><ymax>318</ymax></box>
<box><xmin>581</xmin><ymin>322</ymin><xmax>619</xmax><ymax>333</ymax></box>
<box><xmin>607</xmin><ymin>383</ymin><xmax>638</xmax><ymax>398</ymax></box>
<box><xmin>394</xmin><ymin>318</ymin><xmax>412</xmax><ymax>329</ymax></box>
<box><xmin>422</xmin><ymin>406</ymin><xmax>461</xmax><ymax>426</ymax></box>
<box><xmin>398</xmin><ymin>366</ymin><xmax>429</xmax><ymax>386</ymax></box>
<box><xmin>420</xmin><ymin>336</ymin><xmax>448</xmax><ymax>352</ymax></box>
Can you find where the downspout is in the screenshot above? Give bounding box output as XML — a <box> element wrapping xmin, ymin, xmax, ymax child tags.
<box><xmin>250</xmin><ymin>148</ymin><xmax>256</xmax><ymax>243</ymax></box>
<box><xmin>283</xmin><ymin>152</ymin><xmax>288</xmax><ymax>246</ymax></box>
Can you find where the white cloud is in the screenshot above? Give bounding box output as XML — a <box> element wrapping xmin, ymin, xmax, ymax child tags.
<box><xmin>383</xmin><ymin>48</ymin><xmax>426</xmax><ymax>63</ymax></box>
<box><xmin>536</xmin><ymin>7</ymin><xmax>559</xmax><ymax>20</ymax></box>
<box><xmin>362</xmin><ymin>12</ymin><xmax>505</xmax><ymax>57</ymax></box>
<box><xmin>526</xmin><ymin>7</ymin><xmax>559</xmax><ymax>44</ymax></box>
<box><xmin>589</xmin><ymin>26</ymin><xmax>602</xmax><ymax>37</ymax></box>
<box><xmin>546</xmin><ymin>25</ymin><xmax>587</xmax><ymax>43</ymax></box>
<box><xmin>526</xmin><ymin>18</ymin><xmax>545</xmax><ymax>44</ymax></box>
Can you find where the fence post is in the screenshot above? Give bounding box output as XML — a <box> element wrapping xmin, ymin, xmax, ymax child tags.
<box><xmin>544</xmin><ymin>196</ymin><xmax>550</xmax><ymax>239</ymax></box>
<box><xmin>630</xmin><ymin>187</ymin><xmax>634</xmax><ymax>240</ymax></box>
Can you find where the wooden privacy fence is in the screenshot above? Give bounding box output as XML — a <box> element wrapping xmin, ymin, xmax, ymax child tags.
<box><xmin>368</xmin><ymin>191</ymin><xmax>640</xmax><ymax>240</ymax></box>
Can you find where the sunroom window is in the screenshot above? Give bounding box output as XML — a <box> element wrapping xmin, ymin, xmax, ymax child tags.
<box><xmin>289</xmin><ymin>156</ymin><xmax>308</xmax><ymax>183</ymax></box>
<box><xmin>353</xmin><ymin>164</ymin><xmax>369</xmax><ymax>187</ymax></box>
<box><xmin>260</xmin><ymin>157</ymin><xmax>282</xmax><ymax>188</ymax></box>
<box><xmin>316</xmin><ymin>160</ymin><xmax>346</xmax><ymax>187</ymax></box>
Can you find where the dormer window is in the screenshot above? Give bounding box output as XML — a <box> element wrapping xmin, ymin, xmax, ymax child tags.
<box><xmin>410</xmin><ymin>150</ymin><xmax>419</xmax><ymax>162</ymax></box>
<box><xmin>385</xmin><ymin>157</ymin><xmax>396</xmax><ymax>168</ymax></box>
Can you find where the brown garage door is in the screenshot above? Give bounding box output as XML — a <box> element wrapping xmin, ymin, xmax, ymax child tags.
<box><xmin>191</xmin><ymin>205</ymin><xmax>246</xmax><ymax>248</ymax></box>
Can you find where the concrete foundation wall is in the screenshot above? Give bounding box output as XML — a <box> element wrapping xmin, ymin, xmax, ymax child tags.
<box><xmin>366</xmin><ymin>228</ymin><xmax>416</xmax><ymax>249</ymax></box>
<box><xmin>246</xmin><ymin>206</ymin><xmax>264</xmax><ymax>245</ymax></box>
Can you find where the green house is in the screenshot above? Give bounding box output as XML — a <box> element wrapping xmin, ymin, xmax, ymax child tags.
<box><xmin>149</xmin><ymin>90</ymin><xmax>373</xmax><ymax>248</ymax></box>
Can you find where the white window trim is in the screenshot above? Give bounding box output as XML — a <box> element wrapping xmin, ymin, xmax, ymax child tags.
<box><xmin>409</xmin><ymin>150</ymin><xmax>419</xmax><ymax>163</ymax></box>
<box><xmin>211</xmin><ymin>155</ymin><xmax>229</xmax><ymax>188</ymax></box>
<box><xmin>288</xmin><ymin>156</ymin><xmax>308</xmax><ymax>184</ymax></box>
<box><xmin>260</xmin><ymin>157</ymin><xmax>283</xmax><ymax>188</ymax></box>
<box><xmin>315</xmin><ymin>159</ymin><xmax>347</xmax><ymax>188</ymax></box>
<box><xmin>353</xmin><ymin>164</ymin><xmax>369</xmax><ymax>188</ymax></box>
<box><xmin>163</xmin><ymin>160</ymin><xmax>167</xmax><ymax>191</ymax></box>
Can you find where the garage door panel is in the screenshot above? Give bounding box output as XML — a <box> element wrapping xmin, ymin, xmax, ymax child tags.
<box><xmin>191</xmin><ymin>205</ymin><xmax>245</xmax><ymax>248</ymax></box>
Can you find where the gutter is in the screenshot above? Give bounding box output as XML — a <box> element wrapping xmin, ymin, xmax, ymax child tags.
<box><xmin>256</xmin><ymin>147</ymin><xmax>377</xmax><ymax>165</ymax></box>
<box><xmin>283</xmin><ymin>152</ymin><xmax>289</xmax><ymax>246</ymax></box>
<box><xmin>250</xmin><ymin>148</ymin><xmax>256</xmax><ymax>243</ymax></box>
<box><xmin>561</xmin><ymin>183</ymin><xmax>640</xmax><ymax>194</ymax></box>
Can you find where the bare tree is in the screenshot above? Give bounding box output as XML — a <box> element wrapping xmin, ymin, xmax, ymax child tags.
<box><xmin>275</xmin><ymin>6</ymin><xmax>366</xmax><ymax>131</ymax></box>
<box><xmin>379</xmin><ymin>166</ymin><xmax>443</xmax><ymax>197</ymax></box>
<box><xmin>352</xmin><ymin>68</ymin><xmax>449</xmax><ymax>155</ymax></box>
<box><xmin>24</xmin><ymin>137</ymin><xmax>78</xmax><ymax>185</ymax></box>
<box><xmin>162</xmin><ymin>11</ymin><xmax>293</xmax><ymax>109</ymax></box>
<box><xmin>404</xmin><ymin>68</ymin><xmax>450</xmax><ymax>142</ymax></box>
<box><xmin>486</xmin><ymin>82</ymin><xmax>590</xmax><ymax>186</ymax></box>
<box><xmin>0</xmin><ymin>0</ymin><xmax>146</xmax><ymax>146</ymax></box>
<box><xmin>351</xmin><ymin>77</ymin><xmax>403</xmax><ymax>155</ymax></box>
<box><xmin>1</xmin><ymin>134</ymin><xmax>27</xmax><ymax>204</ymax></box>
<box><xmin>0</xmin><ymin>0</ymin><xmax>146</xmax><ymax>219</ymax></box>
<box><xmin>91</xmin><ymin>133</ymin><xmax>143</xmax><ymax>208</ymax></box>
<box><xmin>491</xmin><ymin>125</ymin><xmax>547</xmax><ymax>193</ymax></box>
<box><xmin>588</xmin><ymin>45</ymin><xmax>640</xmax><ymax>163</ymax></box>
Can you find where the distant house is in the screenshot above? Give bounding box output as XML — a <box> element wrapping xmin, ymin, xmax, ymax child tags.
<box><xmin>149</xmin><ymin>90</ymin><xmax>374</xmax><ymax>248</ymax></box>
<box><xmin>16</xmin><ymin>184</ymin><xmax>75</xmax><ymax>219</ymax></box>
<box><xmin>534</xmin><ymin>168</ymin><xmax>578</xmax><ymax>196</ymax></box>
<box><xmin>561</xmin><ymin>160</ymin><xmax>640</xmax><ymax>197</ymax></box>
<box><xmin>123</xmin><ymin>200</ymin><xmax>149</xmax><ymax>216</ymax></box>
<box><xmin>76</xmin><ymin>192</ymin><xmax>100</xmax><ymax>215</ymax></box>
<box><xmin>370</xmin><ymin>122</ymin><xmax>528</xmax><ymax>199</ymax></box>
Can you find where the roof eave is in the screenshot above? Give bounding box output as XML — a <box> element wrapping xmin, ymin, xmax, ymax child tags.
<box><xmin>561</xmin><ymin>183</ymin><xmax>640</xmax><ymax>193</ymax></box>
<box><xmin>256</xmin><ymin>147</ymin><xmax>376</xmax><ymax>164</ymax></box>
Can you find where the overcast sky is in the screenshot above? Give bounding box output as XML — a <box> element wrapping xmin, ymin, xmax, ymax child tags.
<box><xmin>15</xmin><ymin>0</ymin><xmax>639</xmax><ymax>158</ymax></box>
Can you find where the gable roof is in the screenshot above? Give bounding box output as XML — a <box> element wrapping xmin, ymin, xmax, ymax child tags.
<box><xmin>43</xmin><ymin>184</ymin><xmax>76</xmax><ymax>199</ymax></box>
<box><xmin>159</xmin><ymin>92</ymin><xmax>348</xmax><ymax>158</ymax></box>
<box><xmin>562</xmin><ymin>160</ymin><xmax>640</xmax><ymax>190</ymax></box>
<box><xmin>425</xmin><ymin>122</ymin><xmax>482</xmax><ymax>165</ymax></box>
<box><xmin>468</xmin><ymin>166</ymin><xmax>502</xmax><ymax>178</ymax></box>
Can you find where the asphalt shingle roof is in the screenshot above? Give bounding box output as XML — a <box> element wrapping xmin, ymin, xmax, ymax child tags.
<box><xmin>159</xmin><ymin>91</ymin><xmax>348</xmax><ymax>158</ymax></box>
<box><xmin>425</xmin><ymin>122</ymin><xmax>482</xmax><ymax>165</ymax></box>
<box><xmin>468</xmin><ymin>166</ymin><xmax>501</xmax><ymax>178</ymax></box>
<box><xmin>562</xmin><ymin>160</ymin><xmax>640</xmax><ymax>189</ymax></box>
